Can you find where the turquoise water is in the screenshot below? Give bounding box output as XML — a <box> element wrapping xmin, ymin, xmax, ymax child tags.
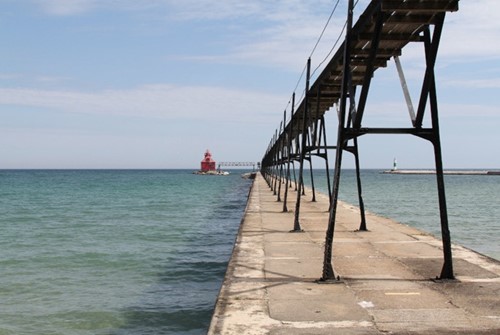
<box><xmin>303</xmin><ymin>169</ymin><xmax>500</xmax><ymax>260</ymax></box>
<box><xmin>1</xmin><ymin>169</ymin><xmax>498</xmax><ymax>335</ymax></box>
<box><xmin>0</xmin><ymin>170</ymin><xmax>253</xmax><ymax>335</ymax></box>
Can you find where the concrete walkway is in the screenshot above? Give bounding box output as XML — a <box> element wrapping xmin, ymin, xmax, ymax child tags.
<box><xmin>208</xmin><ymin>174</ymin><xmax>500</xmax><ymax>334</ymax></box>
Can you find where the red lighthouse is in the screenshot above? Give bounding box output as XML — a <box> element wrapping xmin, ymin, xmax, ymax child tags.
<box><xmin>200</xmin><ymin>150</ymin><xmax>216</xmax><ymax>172</ymax></box>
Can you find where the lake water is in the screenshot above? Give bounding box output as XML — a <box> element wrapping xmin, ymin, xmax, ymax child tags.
<box><xmin>0</xmin><ymin>169</ymin><xmax>498</xmax><ymax>334</ymax></box>
<box><xmin>0</xmin><ymin>170</ymin><xmax>252</xmax><ymax>335</ymax></box>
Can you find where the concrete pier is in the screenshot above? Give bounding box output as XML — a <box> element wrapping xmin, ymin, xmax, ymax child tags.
<box><xmin>208</xmin><ymin>174</ymin><xmax>500</xmax><ymax>334</ymax></box>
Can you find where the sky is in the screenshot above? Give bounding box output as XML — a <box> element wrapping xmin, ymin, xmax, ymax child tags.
<box><xmin>1</xmin><ymin>0</ymin><xmax>499</xmax><ymax>169</ymax></box>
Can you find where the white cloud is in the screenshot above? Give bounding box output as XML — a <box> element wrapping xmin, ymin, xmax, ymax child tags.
<box><xmin>30</xmin><ymin>0</ymin><xmax>345</xmax><ymax>72</ymax></box>
<box><xmin>0</xmin><ymin>84</ymin><xmax>284</xmax><ymax>123</ymax></box>
<box><xmin>227</xmin><ymin>16</ymin><xmax>347</xmax><ymax>72</ymax></box>
<box><xmin>166</xmin><ymin>0</ymin><xmax>264</xmax><ymax>21</ymax></box>
<box><xmin>444</xmin><ymin>78</ymin><xmax>500</xmax><ymax>89</ymax></box>
<box><xmin>0</xmin><ymin>73</ymin><xmax>22</xmax><ymax>80</ymax></box>
<box><xmin>32</xmin><ymin>0</ymin><xmax>500</xmax><ymax>64</ymax></box>
<box><xmin>35</xmin><ymin>0</ymin><xmax>99</xmax><ymax>15</ymax></box>
<box><xmin>440</xmin><ymin>0</ymin><xmax>500</xmax><ymax>61</ymax></box>
<box><xmin>166</xmin><ymin>0</ymin><xmax>500</xmax><ymax>73</ymax></box>
<box><xmin>182</xmin><ymin>1</ymin><xmax>348</xmax><ymax>72</ymax></box>
<box><xmin>376</xmin><ymin>1</ymin><xmax>500</xmax><ymax>63</ymax></box>
<box><xmin>439</xmin><ymin>102</ymin><xmax>500</xmax><ymax>118</ymax></box>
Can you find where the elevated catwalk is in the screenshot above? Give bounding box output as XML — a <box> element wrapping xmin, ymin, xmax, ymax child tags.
<box><xmin>261</xmin><ymin>0</ymin><xmax>460</xmax><ymax>280</ymax></box>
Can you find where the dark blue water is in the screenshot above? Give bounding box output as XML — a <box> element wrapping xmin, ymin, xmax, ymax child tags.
<box><xmin>0</xmin><ymin>170</ymin><xmax>253</xmax><ymax>335</ymax></box>
<box><xmin>1</xmin><ymin>169</ymin><xmax>498</xmax><ymax>334</ymax></box>
<box><xmin>303</xmin><ymin>169</ymin><xmax>500</xmax><ymax>260</ymax></box>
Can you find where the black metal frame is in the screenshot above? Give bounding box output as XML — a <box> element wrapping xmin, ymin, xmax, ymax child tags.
<box><xmin>321</xmin><ymin>3</ymin><xmax>453</xmax><ymax>281</ymax></box>
<box><xmin>261</xmin><ymin>0</ymin><xmax>457</xmax><ymax>281</ymax></box>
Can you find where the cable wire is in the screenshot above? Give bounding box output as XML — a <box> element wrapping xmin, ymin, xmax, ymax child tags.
<box><xmin>311</xmin><ymin>0</ymin><xmax>362</xmax><ymax>78</ymax></box>
<box><xmin>309</xmin><ymin>0</ymin><xmax>341</xmax><ymax>59</ymax></box>
<box><xmin>286</xmin><ymin>0</ymin><xmax>342</xmax><ymax>115</ymax></box>
<box><xmin>283</xmin><ymin>0</ymin><xmax>361</xmax><ymax>122</ymax></box>
<box><xmin>311</xmin><ymin>19</ymin><xmax>347</xmax><ymax>79</ymax></box>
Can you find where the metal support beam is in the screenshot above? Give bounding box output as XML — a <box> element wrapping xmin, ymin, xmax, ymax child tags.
<box><xmin>415</xmin><ymin>19</ymin><xmax>445</xmax><ymax>128</ymax></box>
<box><xmin>306</xmin><ymin>127</ymin><xmax>317</xmax><ymax>202</ymax></box>
<box><xmin>276</xmin><ymin>121</ymin><xmax>284</xmax><ymax>202</ymax></box>
<box><xmin>272</xmin><ymin>130</ymin><xmax>278</xmax><ymax>195</ymax></box>
<box><xmin>423</xmin><ymin>14</ymin><xmax>454</xmax><ymax>279</ymax></box>
<box><xmin>293</xmin><ymin>59</ymin><xmax>312</xmax><ymax>232</ymax></box>
<box><xmin>352</xmin><ymin>137</ymin><xmax>367</xmax><ymax>231</ymax></box>
<box><xmin>320</xmin><ymin>117</ymin><xmax>332</xmax><ymax>200</ymax></box>
<box><xmin>283</xmin><ymin>97</ymin><xmax>294</xmax><ymax>212</ymax></box>
<box><xmin>394</xmin><ymin>55</ymin><xmax>416</xmax><ymax>125</ymax></box>
<box><xmin>321</xmin><ymin>0</ymin><xmax>354</xmax><ymax>282</ymax></box>
<box><xmin>259</xmin><ymin>0</ymin><xmax>457</xmax><ymax>282</ymax></box>
<box><xmin>353</xmin><ymin>4</ymin><xmax>384</xmax><ymax>128</ymax></box>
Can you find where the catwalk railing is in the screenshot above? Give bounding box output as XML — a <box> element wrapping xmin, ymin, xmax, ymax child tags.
<box><xmin>217</xmin><ymin>162</ymin><xmax>259</xmax><ymax>171</ymax></box>
<box><xmin>261</xmin><ymin>0</ymin><xmax>459</xmax><ymax>281</ymax></box>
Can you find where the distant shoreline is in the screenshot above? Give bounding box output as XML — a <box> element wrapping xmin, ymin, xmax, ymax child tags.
<box><xmin>382</xmin><ymin>169</ymin><xmax>500</xmax><ymax>175</ymax></box>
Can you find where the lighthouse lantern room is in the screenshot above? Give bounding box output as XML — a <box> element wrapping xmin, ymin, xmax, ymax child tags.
<box><xmin>200</xmin><ymin>150</ymin><xmax>216</xmax><ymax>172</ymax></box>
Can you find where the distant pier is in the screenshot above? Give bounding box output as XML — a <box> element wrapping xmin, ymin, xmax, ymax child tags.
<box><xmin>383</xmin><ymin>169</ymin><xmax>500</xmax><ymax>175</ymax></box>
<box><xmin>208</xmin><ymin>174</ymin><xmax>500</xmax><ymax>334</ymax></box>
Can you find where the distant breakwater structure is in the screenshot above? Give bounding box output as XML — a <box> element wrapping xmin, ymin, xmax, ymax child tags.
<box><xmin>259</xmin><ymin>0</ymin><xmax>460</xmax><ymax>281</ymax></box>
<box><xmin>383</xmin><ymin>169</ymin><xmax>500</xmax><ymax>175</ymax></box>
